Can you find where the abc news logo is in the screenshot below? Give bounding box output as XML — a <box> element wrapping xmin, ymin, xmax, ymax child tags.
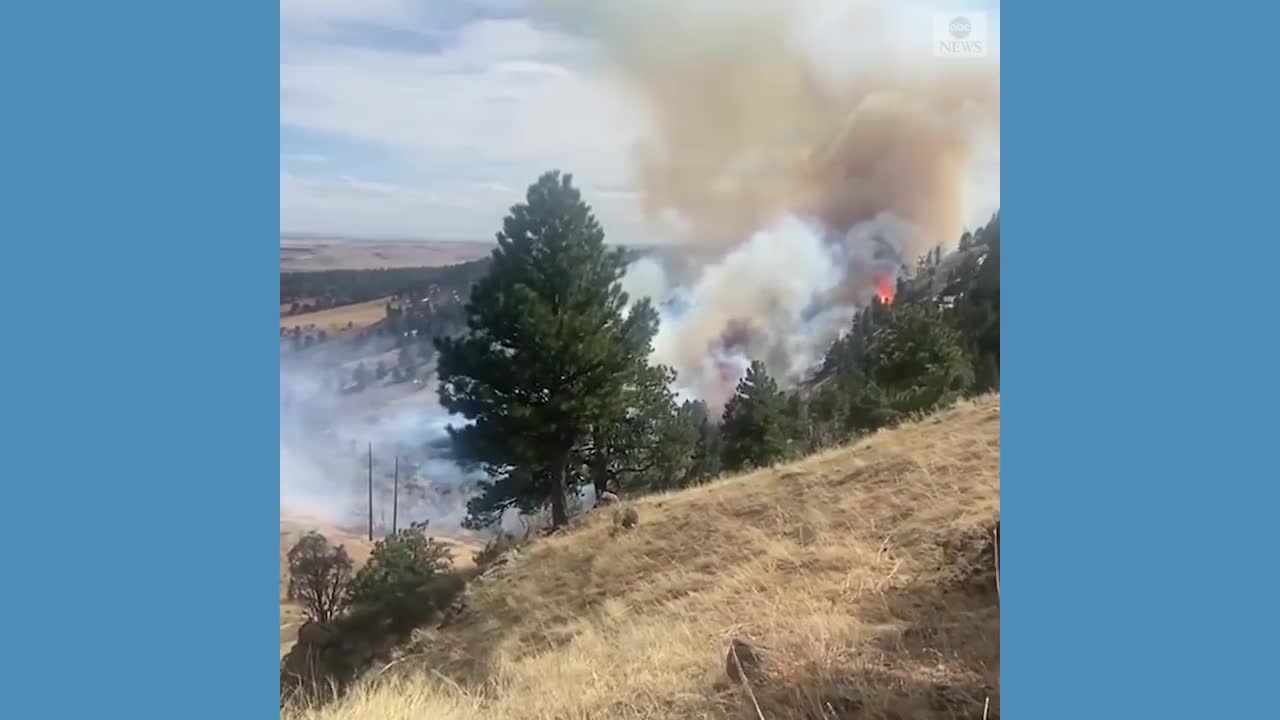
<box><xmin>933</xmin><ymin>13</ymin><xmax>989</xmax><ymax>58</ymax></box>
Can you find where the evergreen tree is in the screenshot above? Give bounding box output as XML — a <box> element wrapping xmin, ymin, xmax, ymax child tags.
<box><xmin>585</xmin><ymin>359</ymin><xmax>691</xmax><ymax>495</ymax></box>
<box><xmin>862</xmin><ymin>303</ymin><xmax>974</xmax><ymax>421</ymax></box>
<box><xmin>684</xmin><ymin>400</ymin><xmax>722</xmax><ymax>484</ymax></box>
<box><xmin>975</xmin><ymin>352</ymin><xmax>1000</xmax><ymax>392</ymax></box>
<box><xmin>784</xmin><ymin>392</ymin><xmax>810</xmax><ymax>452</ymax></box>
<box><xmin>437</xmin><ymin>171</ymin><xmax>654</xmax><ymax>529</ymax></box>
<box><xmin>720</xmin><ymin>361</ymin><xmax>791</xmax><ymax>472</ymax></box>
<box><xmin>352</xmin><ymin>362</ymin><xmax>371</xmax><ymax>388</ymax></box>
<box><xmin>945</xmin><ymin>212</ymin><xmax>1000</xmax><ymax>384</ymax></box>
<box><xmin>641</xmin><ymin>389</ymin><xmax>701</xmax><ymax>490</ymax></box>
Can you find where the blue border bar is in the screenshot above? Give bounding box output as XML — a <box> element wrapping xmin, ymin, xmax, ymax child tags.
<box><xmin>1004</xmin><ymin>1</ymin><xmax>1280</xmax><ymax>716</ymax></box>
<box><xmin>4</xmin><ymin>2</ymin><xmax>279</xmax><ymax>717</ymax></box>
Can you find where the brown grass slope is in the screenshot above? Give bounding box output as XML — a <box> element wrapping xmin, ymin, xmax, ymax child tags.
<box><xmin>285</xmin><ymin>395</ymin><xmax>1000</xmax><ymax>720</ymax></box>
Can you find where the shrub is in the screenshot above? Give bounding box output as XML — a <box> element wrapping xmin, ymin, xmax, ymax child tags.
<box><xmin>349</xmin><ymin>522</ymin><xmax>455</xmax><ymax>629</ymax></box>
<box><xmin>286</xmin><ymin>531</ymin><xmax>354</xmax><ymax>624</ymax></box>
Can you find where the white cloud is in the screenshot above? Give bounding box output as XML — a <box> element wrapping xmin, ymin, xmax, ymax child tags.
<box><xmin>281</xmin><ymin>10</ymin><xmax>652</xmax><ymax>240</ymax></box>
<box><xmin>282</xmin><ymin>170</ymin><xmax>494</xmax><ymax>237</ymax></box>
<box><xmin>283</xmin><ymin>153</ymin><xmax>329</xmax><ymax>165</ymax></box>
<box><xmin>279</xmin><ymin>0</ymin><xmax>999</xmax><ymax>242</ymax></box>
<box><xmin>280</xmin><ymin>0</ymin><xmax>432</xmax><ymax>34</ymax></box>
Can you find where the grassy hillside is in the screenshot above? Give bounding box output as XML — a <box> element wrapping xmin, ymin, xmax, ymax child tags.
<box><xmin>280</xmin><ymin>297</ymin><xmax>392</xmax><ymax>332</ymax></box>
<box><xmin>285</xmin><ymin>395</ymin><xmax>1000</xmax><ymax>720</ymax></box>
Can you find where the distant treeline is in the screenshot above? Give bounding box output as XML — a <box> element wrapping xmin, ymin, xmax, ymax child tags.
<box><xmin>281</xmin><ymin>259</ymin><xmax>491</xmax><ymax>310</ymax></box>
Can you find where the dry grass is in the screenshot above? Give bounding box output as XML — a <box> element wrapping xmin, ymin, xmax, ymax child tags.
<box><xmin>284</xmin><ymin>395</ymin><xmax>1000</xmax><ymax>719</ymax></box>
<box><xmin>281</xmin><ymin>298</ymin><xmax>391</xmax><ymax>332</ymax></box>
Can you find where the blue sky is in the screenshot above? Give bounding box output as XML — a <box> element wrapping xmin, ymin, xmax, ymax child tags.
<box><xmin>280</xmin><ymin>0</ymin><xmax>1000</xmax><ymax>243</ymax></box>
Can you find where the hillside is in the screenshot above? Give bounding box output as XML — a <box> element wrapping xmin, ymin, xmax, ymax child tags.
<box><xmin>280</xmin><ymin>297</ymin><xmax>392</xmax><ymax>333</ymax></box>
<box><xmin>285</xmin><ymin>395</ymin><xmax>1000</xmax><ymax>720</ymax></box>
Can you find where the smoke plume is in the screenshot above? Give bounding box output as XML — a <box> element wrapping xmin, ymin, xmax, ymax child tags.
<box><xmin>545</xmin><ymin>0</ymin><xmax>1000</xmax><ymax>403</ymax></box>
<box><xmin>280</xmin><ymin>343</ymin><xmax>483</xmax><ymax>533</ymax></box>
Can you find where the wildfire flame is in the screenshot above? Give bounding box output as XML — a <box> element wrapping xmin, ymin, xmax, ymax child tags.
<box><xmin>876</xmin><ymin>275</ymin><xmax>895</xmax><ymax>305</ymax></box>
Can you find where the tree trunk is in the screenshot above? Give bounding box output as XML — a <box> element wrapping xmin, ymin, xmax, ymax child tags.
<box><xmin>550</xmin><ymin>452</ymin><xmax>570</xmax><ymax>528</ymax></box>
<box><xmin>591</xmin><ymin>444</ymin><xmax>609</xmax><ymax>498</ymax></box>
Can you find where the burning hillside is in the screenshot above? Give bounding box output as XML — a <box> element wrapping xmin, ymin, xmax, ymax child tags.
<box><xmin>551</xmin><ymin>0</ymin><xmax>1003</xmax><ymax>403</ymax></box>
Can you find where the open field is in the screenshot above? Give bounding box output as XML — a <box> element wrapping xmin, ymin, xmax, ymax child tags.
<box><xmin>285</xmin><ymin>395</ymin><xmax>1001</xmax><ymax>720</ymax></box>
<box><xmin>281</xmin><ymin>514</ymin><xmax>482</xmax><ymax>659</ymax></box>
<box><xmin>281</xmin><ymin>237</ymin><xmax>493</xmax><ymax>272</ymax></box>
<box><xmin>281</xmin><ymin>298</ymin><xmax>392</xmax><ymax>332</ymax></box>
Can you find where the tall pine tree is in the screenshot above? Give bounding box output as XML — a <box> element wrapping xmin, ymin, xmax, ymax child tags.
<box><xmin>436</xmin><ymin>171</ymin><xmax>654</xmax><ymax>529</ymax></box>
<box><xmin>720</xmin><ymin>361</ymin><xmax>791</xmax><ymax>472</ymax></box>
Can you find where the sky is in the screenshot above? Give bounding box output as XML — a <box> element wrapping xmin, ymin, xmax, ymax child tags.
<box><xmin>280</xmin><ymin>0</ymin><xmax>1000</xmax><ymax>244</ymax></box>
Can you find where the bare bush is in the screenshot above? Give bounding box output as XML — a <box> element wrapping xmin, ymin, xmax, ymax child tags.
<box><xmin>287</xmin><ymin>532</ymin><xmax>354</xmax><ymax>624</ymax></box>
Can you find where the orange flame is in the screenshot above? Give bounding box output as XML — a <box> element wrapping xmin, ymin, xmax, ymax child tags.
<box><xmin>876</xmin><ymin>275</ymin><xmax>895</xmax><ymax>305</ymax></box>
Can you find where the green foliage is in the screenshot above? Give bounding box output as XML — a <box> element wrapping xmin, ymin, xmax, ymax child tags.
<box><xmin>286</xmin><ymin>532</ymin><xmax>354</xmax><ymax>624</ymax></box>
<box><xmin>587</xmin><ymin>360</ymin><xmax>699</xmax><ymax>495</ymax></box>
<box><xmin>349</xmin><ymin>522</ymin><xmax>455</xmax><ymax>629</ymax></box>
<box><xmin>437</xmin><ymin>171</ymin><xmax>655</xmax><ymax>528</ymax></box>
<box><xmin>813</xmin><ymin>213</ymin><xmax>998</xmax><ymax>436</ymax></box>
<box><xmin>720</xmin><ymin>361</ymin><xmax>792</xmax><ymax>472</ymax></box>
<box><xmin>946</xmin><ymin>212</ymin><xmax>1000</xmax><ymax>387</ymax></box>
<box><xmin>685</xmin><ymin>400</ymin><xmax>723</xmax><ymax>483</ymax></box>
<box><xmin>866</xmin><ymin>304</ymin><xmax>973</xmax><ymax>407</ymax></box>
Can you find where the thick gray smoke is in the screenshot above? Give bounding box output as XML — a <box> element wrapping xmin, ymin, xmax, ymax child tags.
<box><xmin>543</xmin><ymin>0</ymin><xmax>1000</xmax><ymax>405</ymax></box>
<box><xmin>280</xmin><ymin>344</ymin><xmax>483</xmax><ymax>533</ymax></box>
<box><xmin>623</xmin><ymin>214</ymin><xmax>914</xmax><ymax>407</ymax></box>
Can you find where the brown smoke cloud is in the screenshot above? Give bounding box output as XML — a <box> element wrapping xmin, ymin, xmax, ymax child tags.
<box><xmin>538</xmin><ymin>0</ymin><xmax>1000</xmax><ymax>404</ymax></box>
<box><xmin>540</xmin><ymin>0</ymin><xmax>1000</xmax><ymax>258</ymax></box>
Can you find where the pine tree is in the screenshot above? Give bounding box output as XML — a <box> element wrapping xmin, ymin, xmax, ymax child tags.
<box><xmin>437</xmin><ymin>171</ymin><xmax>654</xmax><ymax>529</ymax></box>
<box><xmin>945</xmin><ymin>212</ymin><xmax>1000</xmax><ymax>382</ymax></box>
<box><xmin>862</xmin><ymin>303</ymin><xmax>974</xmax><ymax>420</ymax></box>
<box><xmin>975</xmin><ymin>352</ymin><xmax>1000</xmax><ymax>392</ymax></box>
<box><xmin>720</xmin><ymin>361</ymin><xmax>791</xmax><ymax>472</ymax></box>
<box><xmin>352</xmin><ymin>362</ymin><xmax>371</xmax><ymax>388</ymax></box>
<box><xmin>585</xmin><ymin>359</ymin><xmax>690</xmax><ymax>496</ymax></box>
<box><xmin>684</xmin><ymin>400</ymin><xmax>722</xmax><ymax>484</ymax></box>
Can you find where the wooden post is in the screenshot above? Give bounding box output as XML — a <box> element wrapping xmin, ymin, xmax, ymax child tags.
<box><xmin>392</xmin><ymin>456</ymin><xmax>399</xmax><ymax>536</ymax></box>
<box><xmin>367</xmin><ymin>443</ymin><xmax>373</xmax><ymax>541</ymax></box>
